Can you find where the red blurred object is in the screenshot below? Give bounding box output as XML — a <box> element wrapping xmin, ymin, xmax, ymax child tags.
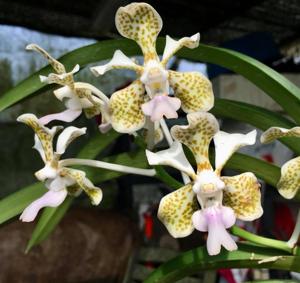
<box><xmin>143</xmin><ymin>211</ymin><xmax>154</xmax><ymax>240</ymax></box>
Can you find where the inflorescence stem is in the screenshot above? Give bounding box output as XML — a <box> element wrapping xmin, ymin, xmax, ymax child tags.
<box><xmin>61</xmin><ymin>158</ymin><xmax>156</xmax><ymax>177</ymax></box>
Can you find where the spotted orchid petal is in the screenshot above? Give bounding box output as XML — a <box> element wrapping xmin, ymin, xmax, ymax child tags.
<box><xmin>168</xmin><ymin>70</ymin><xmax>214</xmax><ymax>113</ymax></box>
<box><xmin>161</xmin><ymin>33</ymin><xmax>200</xmax><ymax>66</ymax></box>
<box><xmin>17</xmin><ymin>113</ymin><xmax>62</xmax><ymax>163</ymax></box>
<box><xmin>141</xmin><ymin>95</ymin><xmax>181</xmax><ymax>122</ymax></box>
<box><xmin>261</xmin><ymin>126</ymin><xmax>300</xmax><ymax>144</ymax></box>
<box><xmin>277</xmin><ymin>156</ymin><xmax>300</xmax><ymax>199</ymax></box>
<box><xmin>55</xmin><ymin>126</ymin><xmax>87</xmax><ymax>155</ymax></box>
<box><xmin>90</xmin><ymin>50</ymin><xmax>143</xmax><ymax>76</ymax></box>
<box><xmin>62</xmin><ymin>168</ymin><xmax>103</xmax><ymax>205</ymax></box>
<box><xmin>171</xmin><ymin>112</ymin><xmax>219</xmax><ymax>172</ymax></box>
<box><xmin>109</xmin><ymin>80</ymin><xmax>146</xmax><ymax>133</ymax></box>
<box><xmin>222</xmin><ymin>172</ymin><xmax>263</xmax><ymax>221</ymax></box>
<box><xmin>20</xmin><ymin>189</ymin><xmax>68</xmax><ymax>222</ymax></box>
<box><xmin>146</xmin><ymin>141</ymin><xmax>195</xmax><ymax>177</ymax></box>
<box><xmin>115</xmin><ymin>3</ymin><xmax>162</xmax><ymax>62</ymax></box>
<box><xmin>192</xmin><ymin>205</ymin><xmax>237</xmax><ymax>255</ymax></box>
<box><xmin>214</xmin><ymin>130</ymin><xmax>256</xmax><ymax>174</ymax></box>
<box><xmin>26</xmin><ymin>43</ymin><xmax>66</xmax><ymax>74</ymax></box>
<box><xmin>158</xmin><ymin>183</ymin><xmax>198</xmax><ymax>238</ymax></box>
<box><xmin>39</xmin><ymin>64</ymin><xmax>79</xmax><ymax>87</ymax></box>
<box><xmin>39</xmin><ymin>109</ymin><xmax>82</xmax><ymax>125</ymax></box>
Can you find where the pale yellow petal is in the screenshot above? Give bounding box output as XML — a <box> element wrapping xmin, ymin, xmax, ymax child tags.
<box><xmin>26</xmin><ymin>43</ymin><xmax>66</xmax><ymax>74</ymax></box>
<box><xmin>158</xmin><ymin>183</ymin><xmax>198</xmax><ymax>238</ymax></box>
<box><xmin>171</xmin><ymin>112</ymin><xmax>219</xmax><ymax>172</ymax></box>
<box><xmin>161</xmin><ymin>33</ymin><xmax>200</xmax><ymax>66</ymax></box>
<box><xmin>109</xmin><ymin>80</ymin><xmax>146</xmax><ymax>133</ymax></box>
<box><xmin>17</xmin><ymin>113</ymin><xmax>62</xmax><ymax>162</ymax></box>
<box><xmin>115</xmin><ymin>3</ymin><xmax>162</xmax><ymax>62</ymax></box>
<box><xmin>277</xmin><ymin>156</ymin><xmax>300</xmax><ymax>199</ymax></box>
<box><xmin>260</xmin><ymin>126</ymin><xmax>300</xmax><ymax>144</ymax></box>
<box><xmin>168</xmin><ymin>71</ymin><xmax>214</xmax><ymax>113</ymax></box>
<box><xmin>222</xmin><ymin>172</ymin><xmax>263</xmax><ymax>221</ymax></box>
<box><xmin>62</xmin><ymin>168</ymin><xmax>103</xmax><ymax>205</ymax></box>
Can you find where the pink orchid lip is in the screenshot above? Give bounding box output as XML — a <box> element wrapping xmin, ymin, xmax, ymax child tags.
<box><xmin>192</xmin><ymin>205</ymin><xmax>237</xmax><ymax>255</ymax></box>
<box><xmin>141</xmin><ymin>95</ymin><xmax>181</xmax><ymax>122</ymax></box>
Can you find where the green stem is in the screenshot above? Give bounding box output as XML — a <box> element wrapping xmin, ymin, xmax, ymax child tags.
<box><xmin>231</xmin><ymin>226</ymin><xmax>292</xmax><ymax>254</ymax></box>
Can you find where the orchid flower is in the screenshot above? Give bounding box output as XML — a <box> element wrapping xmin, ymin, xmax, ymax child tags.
<box><xmin>261</xmin><ymin>126</ymin><xmax>300</xmax><ymax>199</ymax></box>
<box><xmin>27</xmin><ymin>44</ymin><xmax>111</xmax><ymax>133</ymax></box>
<box><xmin>90</xmin><ymin>3</ymin><xmax>214</xmax><ymax>134</ymax></box>
<box><xmin>146</xmin><ymin>112</ymin><xmax>263</xmax><ymax>255</ymax></box>
<box><xmin>17</xmin><ymin>113</ymin><xmax>103</xmax><ymax>222</ymax></box>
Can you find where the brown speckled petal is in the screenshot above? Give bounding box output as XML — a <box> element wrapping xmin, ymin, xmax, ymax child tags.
<box><xmin>222</xmin><ymin>172</ymin><xmax>263</xmax><ymax>221</ymax></box>
<box><xmin>115</xmin><ymin>3</ymin><xmax>162</xmax><ymax>62</ymax></box>
<box><xmin>261</xmin><ymin>126</ymin><xmax>300</xmax><ymax>144</ymax></box>
<box><xmin>168</xmin><ymin>70</ymin><xmax>214</xmax><ymax>113</ymax></box>
<box><xmin>109</xmin><ymin>80</ymin><xmax>146</xmax><ymax>133</ymax></box>
<box><xmin>277</xmin><ymin>156</ymin><xmax>300</xmax><ymax>199</ymax></box>
<box><xmin>158</xmin><ymin>183</ymin><xmax>198</xmax><ymax>238</ymax></box>
<box><xmin>171</xmin><ymin>112</ymin><xmax>219</xmax><ymax>172</ymax></box>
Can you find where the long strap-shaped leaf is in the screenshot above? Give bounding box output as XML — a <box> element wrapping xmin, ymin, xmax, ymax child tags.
<box><xmin>1</xmin><ymin>39</ymin><xmax>300</xmax><ymax>125</ymax></box>
<box><xmin>143</xmin><ymin>243</ymin><xmax>300</xmax><ymax>283</ymax></box>
<box><xmin>213</xmin><ymin>98</ymin><xmax>300</xmax><ymax>154</ymax></box>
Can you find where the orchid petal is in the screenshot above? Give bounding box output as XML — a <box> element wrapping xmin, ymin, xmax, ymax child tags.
<box><xmin>115</xmin><ymin>3</ymin><xmax>162</xmax><ymax>62</ymax></box>
<box><xmin>109</xmin><ymin>80</ymin><xmax>146</xmax><ymax>133</ymax></box>
<box><xmin>214</xmin><ymin>130</ymin><xmax>256</xmax><ymax>174</ymax></box>
<box><xmin>192</xmin><ymin>210</ymin><xmax>208</xmax><ymax>232</ymax></box>
<box><xmin>17</xmin><ymin>113</ymin><xmax>62</xmax><ymax>163</ymax></box>
<box><xmin>158</xmin><ymin>183</ymin><xmax>198</xmax><ymax>238</ymax></box>
<box><xmin>199</xmin><ymin>206</ymin><xmax>237</xmax><ymax>255</ymax></box>
<box><xmin>90</xmin><ymin>50</ymin><xmax>143</xmax><ymax>76</ymax></box>
<box><xmin>26</xmin><ymin>43</ymin><xmax>66</xmax><ymax>74</ymax></box>
<box><xmin>261</xmin><ymin>126</ymin><xmax>300</xmax><ymax>144</ymax></box>
<box><xmin>143</xmin><ymin>120</ymin><xmax>164</xmax><ymax>145</ymax></box>
<box><xmin>35</xmin><ymin>164</ymin><xmax>58</xmax><ymax>181</ymax></box>
<box><xmin>63</xmin><ymin>168</ymin><xmax>103</xmax><ymax>205</ymax></box>
<box><xmin>168</xmin><ymin>70</ymin><xmax>214</xmax><ymax>113</ymax></box>
<box><xmin>222</xmin><ymin>172</ymin><xmax>263</xmax><ymax>221</ymax></box>
<box><xmin>277</xmin><ymin>156</ymin><xmax>300</xmax><ymax>199</ymax></box>
<box><xmin>99</xmin><ymin>122</ymin><xmax>112</xmax><ymax>134</ymax></box>
<box><xmin>45</xmin><ymin>175</ymin><xmax>74</xmax><ymax>192</ymax></box>
<box><xmin>161</xmin><ymin>33</ymin><xmax>200</xmax><ymax>66</ymax></box>
<box><xmin>19</xmin><ymin>189</ymin><xmax>67</xmax><ymax>222</ymax></box>
<box><xmin>40</xmin><ymin>64</ymin><xmax>79</xmax><ymax>87</ymax></box>
<box><xmin>146</xmin><ymin>141</ymin><xmax>195</xmax><ymax>177</ymax></box>
<box><xmin>171</xmin><ymin>112</ymin><xmax>219</xmax><ymax>173</ymax></box>
<box><xmin>220</xmin><ymin>206</ymin><xmax>236</xmax><ymax>229</ymax></box>
<box><xmin>39</xmin><ymin>109</ymin><xmax>82</xmax><ymax>125</ymax></box>
<box><xmin>56</xmin><ymin>126</ymin><xmax>86</xmax><ymax>155</ymax></box>
<box><xmin>142</xmin><ymin>95</ymin><xmax>181</xmax><ymax>122</ymax></box>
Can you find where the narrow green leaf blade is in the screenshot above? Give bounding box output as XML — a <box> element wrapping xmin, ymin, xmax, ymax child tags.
<box><xmin>0</xmin><ymin>183</ymin><xmax>44</xmax><ymax>225</ymax></box>
<box><xmin>212</xmin><ymin>99</ymin><xmax>300</xmax><ymax>155</ymax></box>
<box><xmin>143</xmin><ymin>243</ymin><xmax>300</xmax><ymax>283</ymax></box>
<box><xmin>25</xmin><ymin>196</ymin><xmax>73</xmax><ymax>252</ymax></box>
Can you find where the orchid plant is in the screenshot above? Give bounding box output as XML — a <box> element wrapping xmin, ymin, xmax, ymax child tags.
<box><xmin>0</xmin><ymin>1</ymin><xmax>299</xmax><ymax>281</ymax></box>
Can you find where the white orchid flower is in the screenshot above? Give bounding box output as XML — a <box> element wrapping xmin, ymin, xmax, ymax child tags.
<box><xmin>146</xmin><ymin>112</ymin><xmax>263</xmax><ymax>255</ymax></box>
<box><xmin>90</xmin><ymin>3</ymin><xmax>214</xmax><ymax>134</ymax></box>
<box><xmin>27</xmin><ymin>44</ymin><xmax>111</xmax><ymax>133</ymax></box>
<box><xmin>261</xmin><ymin>126</ymin><xmax>300</xmax><ymax>199</ymax></box>
<box><xmin>17</xmin><ymin>113</ymin><xmax>103</xmax><ymax>222</ymax></box>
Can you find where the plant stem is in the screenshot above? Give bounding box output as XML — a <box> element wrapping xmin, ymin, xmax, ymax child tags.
<box><xmin>231</xmin><ymin>226</ymin><xmax>292</xmax><ymax>254</ymax></box>
<box><xmin>60</xmin><ymin>158</ymin><xmax>156</xmax><ymax>177</ymax></box>
<box><xmin>287</xmin><ymin>209</ymin><xmax>300</xmax><ymax>249</ymax></box>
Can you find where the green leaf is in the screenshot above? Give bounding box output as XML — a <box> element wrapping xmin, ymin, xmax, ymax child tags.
<box><xmin>143</xmin><ymin>243</ymin><xmax>300</xmax><ymax>283</ymax></box>
<box><xmin>2</xmin><ymin>39</ymin><xmax>300</xmax><ymax>126</ymax></box>
<box><xmin>25</xmin><ymin>196</ymin><xmax>73</xmax><ymax>253</ymax></box>
<box><xmin>0</xmin><ymin>183</ymin><xmax>44</xmax><ymax>225</ymax></box>
<box><xmin>177</xmin><ymin>42</ymin><xmax>300</xmax><ymax>125</ymax></box>
<box><xmin>212</xmin><ymin>99</ymin><xmax>300</xmax><ymax>155</ymax></box>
